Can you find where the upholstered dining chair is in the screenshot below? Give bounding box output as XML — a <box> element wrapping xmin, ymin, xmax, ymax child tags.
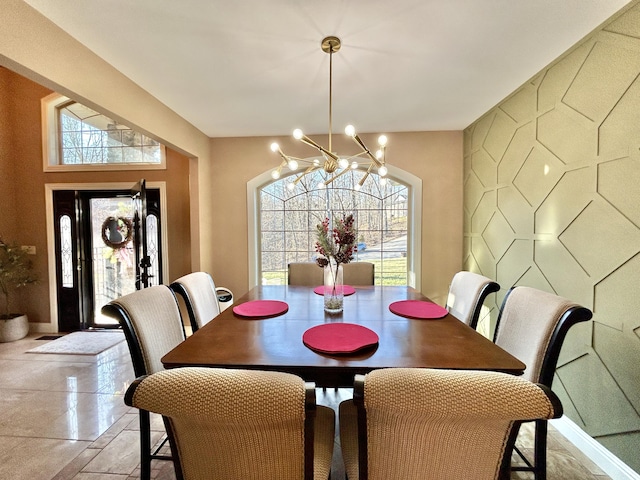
<box><xmin>288</xmin><ymin>261</ymin><xmax>375</xmax><ymax>286</ymax></box>
<box><xmin>493</xmin><ymin>286</ymin><xmax>593</xmax><ymax>480</ymax></box>
<box><xmin>446</xmin><ymin>271</ymin><xmax>500</xmax><ymax>329</ymax></box>
<box><xmin>343</xmin><ymin>262</ymin><xmax>375</xmax><ymax>285</ymax></box>
<box><xmin>339</xmin><ymin>368</ymin><xmax>562</xmax><ymax>480</ymax></box>
<box><xmin>102</xmin><ymin>285</ymin><xmax>186</xmax><ymax>480</ymax></box>
<box><xmin>125</xmin><ymin>367</ymin><xmax>335</xmax><ymax>480</ymax></box>
<box><xmin>170</xmin><ymin>271</ymin><xmax>233</xmax><ymax>332</ymax></box>
<box><xmin>288</xmin><ymin>262</ymin><xmax>324</xmax><ymax>286</ymax></box>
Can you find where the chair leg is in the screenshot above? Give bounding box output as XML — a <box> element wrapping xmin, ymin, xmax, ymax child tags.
<box><xmin>139</xmin><ymin>410</ymin><xmax>152</xmax><ymax>480</ymax></box>
<box><xmin>533</xmin><ymin>419</ymin><xmax>548</xmax><ymax>480</ymax></box>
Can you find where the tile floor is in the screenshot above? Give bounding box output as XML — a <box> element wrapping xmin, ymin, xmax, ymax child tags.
<box><xmin>0</xmin><ymin>333</ymin><xmax>614</xmax><ymax>480</ymax></box>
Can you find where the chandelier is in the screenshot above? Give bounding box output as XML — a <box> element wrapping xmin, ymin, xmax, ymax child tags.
<box><xmin>270</xmin><ymin>36</ymin><xmax>388</xmax><ymax>191</ymax></box>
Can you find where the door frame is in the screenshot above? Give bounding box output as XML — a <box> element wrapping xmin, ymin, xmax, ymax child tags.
<box><xmin>44</xmin><ymin>182</ymin><xmax>169</xmax><ymax>333</ymax></box>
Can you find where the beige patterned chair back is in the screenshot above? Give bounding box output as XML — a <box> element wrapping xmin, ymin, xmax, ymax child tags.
<box><xmin>493</xmin><ymin>286</ymin><xmax>591</xmax><ymax>384</ymax></box>
<box><xmin>126</xmin><ymin>367</ymin><xmax>335</xmax><ymax>480</ymax></box>
<box><xmin>288</xmin><ymin>261</ymin><xmax>375</xmax><ymax>286</ymax></box>
<box><xmin>288</xmin><ymin>262</ymin><xmax>324</xmax><ymax>286</ymax></box>
<box><xmin>343</xmin><ymin>262</ymin><xmax>375</xmax><ymax>285</ymax></box>
<box><xmin>446</xmin><ymin>271</ymin><xmax>500</xmax><ymax>329</ymax></box>
<box><xmin>340</xmin><ymin>368</ymin><xmax>561</xmax><ymax>480</ymax></box>
<box><xmin>170</xmin><ymin>271</ymin><xmax>221</xmax><ymax>331</ymax></box>
<box><xmin>103</xmin><ymin>285</ymin><xmax>185</xmax><ymax>376</ymax></box>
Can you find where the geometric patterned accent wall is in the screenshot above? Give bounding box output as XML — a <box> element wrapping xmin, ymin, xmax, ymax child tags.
<box><xmin>463</xmin><ymin>3</ymin><xmax>640</xmax><ymax>472</ymax></box>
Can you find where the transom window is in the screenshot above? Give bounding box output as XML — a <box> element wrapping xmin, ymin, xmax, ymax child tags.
<box><xmin>259</xmin><ymin>166</ymin><xmax>409</xmax><ymax>285</ymax></box>
<box><xmin>41</xmin><ymin>93</ymin><xmax>165</xmax><ymax>171</ymax></box>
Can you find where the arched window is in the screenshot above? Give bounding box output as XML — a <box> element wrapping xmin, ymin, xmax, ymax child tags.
<box><xmin>251</xmin><ymin>163</ymin><xmax>422</xmax><ymax>287</ymax></box>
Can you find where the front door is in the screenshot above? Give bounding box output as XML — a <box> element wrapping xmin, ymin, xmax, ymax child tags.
<box><xmin>52</xmin><ymin>184</ymin><xmax>162</xmax><ymax>331</ymax></box>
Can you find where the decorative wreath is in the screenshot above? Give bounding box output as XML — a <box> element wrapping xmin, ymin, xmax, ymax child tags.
<box><xmin>101</xmin><ymin>216</ymin><xmax>133</xmax><ymax>250</ymax></box>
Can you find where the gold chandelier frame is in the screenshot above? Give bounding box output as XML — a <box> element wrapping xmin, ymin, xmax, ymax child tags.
<box><xmin>270</xmin><ymin>36</ymin><xmax>388</xmax><ymax>191</ymax></box>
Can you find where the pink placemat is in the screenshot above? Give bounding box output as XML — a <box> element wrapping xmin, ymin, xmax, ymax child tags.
<box><xmin>303</xmin><ymin>323</ymin><xmax>379</xmax><ymax>354</ymax></box>
<box><xmin>313</xmin><ymin>285</ymin><xmax>356</xmax><ymax>296</ymax></box>
<box><xmin>389</xmin><ymin>300</ymin><xmax>448</xmax><ymax>319</ymax></box>
<box><xmin>232</xmin><ymin>300</ymin><xmax>288</xmax><ymax>318</ymax></box>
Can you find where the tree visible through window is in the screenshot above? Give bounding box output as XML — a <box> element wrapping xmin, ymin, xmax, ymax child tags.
<box><xmin>58</xmin><ymin>101</ymin><xmax>161</xmax><ymax>165</ymax></box>
<box><xmin>260</xmin><ymin>166</ymin><xmax>409</xmax><ymax>285</ymax></box>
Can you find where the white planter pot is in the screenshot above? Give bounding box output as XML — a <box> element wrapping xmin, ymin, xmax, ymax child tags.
<box><xmin>0</xmin><ymin>314</ymin><xmax>29</xmax><ymax>342</ymax></box>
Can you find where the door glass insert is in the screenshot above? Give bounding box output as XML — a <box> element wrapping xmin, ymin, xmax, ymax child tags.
<box><xmin>60</xmin><ymin>215</ymin><xmax>74</xmax><ymax>288</ymax></box>
<box><xmin>91</xmin><ymin>198</ymin><xmax>136</xmax><ymax>325</ymax></box>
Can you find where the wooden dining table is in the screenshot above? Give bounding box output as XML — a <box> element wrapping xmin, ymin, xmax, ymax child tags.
<box><xmin>162</xmin><ymin>285</ymin><xmax>525</xmax><ymax>388</ymax></box>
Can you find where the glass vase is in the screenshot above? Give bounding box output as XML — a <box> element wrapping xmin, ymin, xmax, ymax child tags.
<box><xmin>324</xmin><ymin>260</ymin><xmax>344</xmax><ymax>314</ymax></box>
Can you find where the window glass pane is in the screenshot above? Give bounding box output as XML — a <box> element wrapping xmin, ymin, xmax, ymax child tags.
<box><xmin>259</xmin><ymin>168</ymin><xmax>409</xmax><ymax>285</ymax></box>
<box><xmin>57</xmin><ymin>101</ymin><xmax>161</xmax><ymax>166</ymax></box>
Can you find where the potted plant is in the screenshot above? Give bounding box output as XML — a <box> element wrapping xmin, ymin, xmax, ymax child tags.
<box><xmin>0</xmin><ymin>237</ymin><xmax>37</xmax><ymax>342</ymax></box>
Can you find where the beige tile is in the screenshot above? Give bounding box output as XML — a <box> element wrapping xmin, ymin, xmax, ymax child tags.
<box><xmin>72</xmin><ymin>474</ymin><xmax>129</xmax><ymax>479</ymax></box>
<box><xmin>82</xmin><ymin>429</ymin><xmax>164</xmax><ymax>475</ymax></box>
<box><xmin>52</xmin><ymin>448</ymin><xmax>100</xmax><ymax>480</ymax></box>
<box><xmin>0</xmin><ymin>436</ymin><xmax>91</xmax><ymax>480</ymax></box>
<box><xmin>0</xmin><ymin>389</ymin><xmax>130</xmax><ymax>440</ymax></box>
<box><xmin>90</xmin><ymin>413</ymin><xmax>137</xmax><ymax>449</ymax></box>
<box><xmin>551</xmin><ymin>429</ymin><xmax>608</xmax><ymax>476</ymax></box>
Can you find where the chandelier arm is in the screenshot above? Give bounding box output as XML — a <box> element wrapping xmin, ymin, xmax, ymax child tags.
<box><xmin>356</xmin><ymin>163</ymin><xmax>375</xmax><ymax>188</ymax></box>
<box><xmin>324</xmin><ymin>166</ymin><xmax>352</xmax><ymax>186</ymax></box>
<box><xmin>276</xmin><ymin>149</ymin><xmax>290</xmax><ymax>163</ymax></box>
<box><xmin>298</xmin><ymin>134</ymin><xmax>340</xmax><ymax>161</ymax></box>
<box><xmin>350</xmin><ymin>134</ymin><xmax>383</xmax><ymax>167</ymax></box>
<box><xmin>291</xmin><ymin>165</ymin><xmax>321</xmax><ymax>186</ymax></box>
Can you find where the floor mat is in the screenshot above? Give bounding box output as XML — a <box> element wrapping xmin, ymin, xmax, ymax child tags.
<box><xmin>26</xmin><ymin>331</ymin><xmax>125</xmax><ymax>355</ymax></box>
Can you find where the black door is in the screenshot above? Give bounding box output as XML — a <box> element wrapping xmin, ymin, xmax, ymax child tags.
<box><xmin>52</xmin><ymin>184</ymin><xmax>162</xmax><ymax>331</ymax></box>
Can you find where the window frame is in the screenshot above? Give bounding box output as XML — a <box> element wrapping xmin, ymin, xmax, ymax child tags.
<box><xmin>41</xmin><ymin>93</ymin><xmax>166</xmax><ymax>172</ymax></box>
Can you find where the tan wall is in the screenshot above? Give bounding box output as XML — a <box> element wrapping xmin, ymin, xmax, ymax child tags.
<box><xmin>209</xmin><ymin>131</ymin><xmax>463</xmax><ymax>300</ymax></box>
<box><xmin>0</xmin><ymin>0</ymin><xmax>212</xmax><ymax>275</ymax></box>
<box><xmin>0</xmin><ymin>67</ymin><xmax>17</xmax><ymax>239</ymax></box>
<box><xmin>464</xmin><ymin>2</ymin><xmax>640</xmax><ymax>471</ymax></box>
<box><xmin>1</xmin><ymin>69</ymin><xmax>192</xmax><ymax>325</ymax></box>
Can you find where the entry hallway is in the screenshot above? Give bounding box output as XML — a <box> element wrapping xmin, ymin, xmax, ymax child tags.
<box><xmin>0</xmin><ymin>333</ymin><xmax>613</xmax><ymax>479</ymax></box>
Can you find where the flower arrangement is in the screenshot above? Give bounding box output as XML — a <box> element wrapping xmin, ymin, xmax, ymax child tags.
<box><xmin>314</xmin><ymin>214</ymin><xmax>357</xmax><ymax>312</ymax></box>
<box><xmin>314</xmin><ymin>214</ymin><xmax>358</xmax><ymax>268</ymax></box>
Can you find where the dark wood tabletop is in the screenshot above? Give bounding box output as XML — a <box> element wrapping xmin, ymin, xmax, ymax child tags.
<box><xmin>162</xmin><ymin>285</ymin><xmax>525</xmax><ymax>387</ymax></box>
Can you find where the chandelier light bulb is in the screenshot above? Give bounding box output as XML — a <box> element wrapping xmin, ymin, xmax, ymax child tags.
<box><xmin>287</xmin><ymin>182</ymin><xmax>295</xmax><ymax>191</ymax></box>
<box><xmin>293</xmin><ymin>129</ymin><xmax>303</xmax><ymax>140</ymax></box>
<box><xmin>313</xmin><ymin>158</ymin><xmax>320</xmax><ymax>166</ymax></box>
<box><xmin>271</xmin><ymin>170</ymin><xmax>280</xmax><ymax>180</ymax></box>
<box><xmin>288</xmin><ymin>159</ymin><xmax>298</xmax><ymax>170</ymax></box>
<box><xmin>351</xmin><ymin>161</ymin><xmax>359</xmax><ymax>169</ymax></box>
<box><xmin>354</xmin><ymin>183</ymin><xmax>362</xmax><ymax>191</ymax></box>
<box><xmin>317</xmin><ymin>181</ymin><xmax>326</xmax><ymax>190</ymax></box>
<box><xmin>378</xmin><ymin>165</ymin><xmax>388</xmax><ymax>177</ymax></box>
<box><xmin>345</xmin><ymin>125</ymin><xmax>356</xmax><ymax>137</ymax></box>
<box><xmin>375</xmin><ymin>149</ymin><xmax>383</xmax><ymax>159</ymax></box>
<box><xmin>378</xmin><ymin>135</ymin><xmax>388</xmax><ymax>146</ymax></box>
<box><xmin>270</xmin><ymin>142</ymin><xmax>280</xmax><ymax>152</ymax></box>
<box><xmin>338</xmin><ymin>158</ymin><xmax>349</xmax><ymax>169</ymax></box>
<box><xmin>380</xmin><ymin>177</ymin><xmax>387</xmax><ymax>186</ymax></box>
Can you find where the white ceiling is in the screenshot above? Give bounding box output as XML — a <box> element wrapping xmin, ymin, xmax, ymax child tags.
<box><xmin>23</xmin><ymin>0</ymin><xmax>631</xmax><ymax>138</ymax></box>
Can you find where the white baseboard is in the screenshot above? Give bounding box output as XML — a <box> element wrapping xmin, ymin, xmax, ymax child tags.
<box><xmin>29</xmin><ymin>322</ymin><xmax>57</xmax><ymax>334</ymax></box>
<box><xmin>551</xmin><ymin>416</ymin><xmax>640</xmax><ymax>480</ymax></box>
